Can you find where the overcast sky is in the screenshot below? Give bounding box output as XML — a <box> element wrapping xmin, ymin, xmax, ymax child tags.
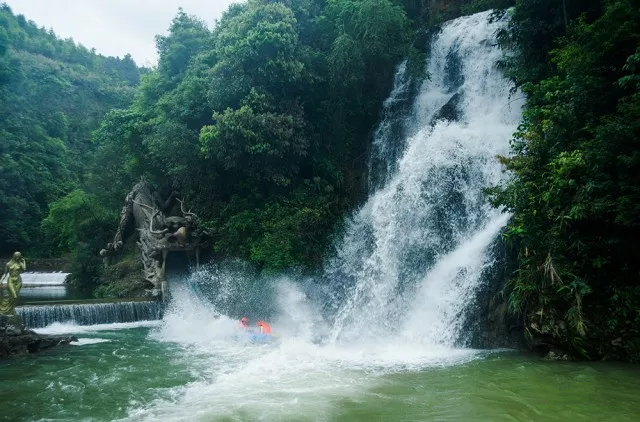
<box><xmin>5</xmin><ymin>0</ymin><xmax>241</xmax><ymax>67</ymax></box>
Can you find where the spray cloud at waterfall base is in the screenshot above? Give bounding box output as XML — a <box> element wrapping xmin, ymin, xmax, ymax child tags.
<box><xmin>118</xmin><ymin>10</ymin><xmax>525</xmax><ymax>419</ymax></box>
<box><xmin>135</xmin><ymin>269</ymin><xmax>484</xmax><ymax>421</ymax></box>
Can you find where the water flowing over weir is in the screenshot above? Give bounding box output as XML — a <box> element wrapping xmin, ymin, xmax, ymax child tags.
<box><xmin>17</xmin><ymin>301</ymin><xmax>162</xmax><ymax>328</ymax></box>
<box><xmin>21</xmin><ymin>272</ymin><xmax>70</xmax><ymax>285</ymax></box>
<box><xmin>325</xmin><ymin>10</ymin><xmax>523</xmax><ymax>346</ymax></box>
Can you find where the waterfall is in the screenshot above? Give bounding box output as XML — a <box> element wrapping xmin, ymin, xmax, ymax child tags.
<box><xmin>140</xmin><ymin>10</ymin><xmax>521</xmax><ymax>354</ymax></box>
<box><xmin>326</xmin><ymin>11</ymin><xmax>523</xmax><ymax>346</ymax></box>
<box><xmin>368</xmin><ymin>60</ymin><xmax>414</xmax><ymax>191</ymax></box>
<box><xmin>21</xmin><ymin>272</ymin><xmax>70</xmax><ymax>285</ymax></box>
<box><xmin>16</xmin><ymin>301</ymin><xmax>163</xmax><ymax>328</ymax></box>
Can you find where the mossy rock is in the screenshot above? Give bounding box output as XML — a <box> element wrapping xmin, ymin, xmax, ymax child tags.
<box><xmin>95</xmin><ymin>240</ymin><xmax>150</xmax><ymax>299</ymax></box>
<box><xmin>544</xmin><ymin>349</ymin><xmax>573</xmax><ymax>361</ymax></box>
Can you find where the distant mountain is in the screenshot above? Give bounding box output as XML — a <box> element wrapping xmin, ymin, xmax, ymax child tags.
<box><xmin>0</xmin><ymin>3</ymin><xmax>141</xmax><ymax>254</ymax></box>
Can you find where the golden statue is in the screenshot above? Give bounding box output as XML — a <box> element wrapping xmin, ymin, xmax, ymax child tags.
<box><xmin>0</xmin><ymin>251</ymin><xmax>26</xmax><ymax>315</ymax></box>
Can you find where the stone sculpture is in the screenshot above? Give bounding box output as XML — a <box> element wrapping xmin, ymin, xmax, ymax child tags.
<box><xmin>0</xmin><ymin>251</ymin><xmax>26</xmax><ymax>315</ymax></box>
<box><xmin>101</xmin><ymin>180</ymin><xmax>202</xmax><ymax>301</ymax></box>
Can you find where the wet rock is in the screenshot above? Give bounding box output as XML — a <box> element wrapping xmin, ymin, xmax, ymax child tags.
<box><xmin>467</xmin><ymin>235</ymin><xmax>526</xmax><ymax>350</ymax></box>
<box><xmin>0</xmin><ymin>315</ymin><xmax>77</xmax><ymax>359</ymax></box>
<box><xmin>431</xmin><ymin>92</ymin><xmax>461</xmax><ymax>123</ymax></box>
<box><xmin>544</xmin><ymin>349</ymin><xmax>573</xmax><ymax>361</ymax></box>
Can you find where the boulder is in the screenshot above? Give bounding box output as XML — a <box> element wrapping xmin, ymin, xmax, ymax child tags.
<box><xmin>0</xmin><ymin>315</ymin><xmax>77</xmax><ymax>359</ymax></box>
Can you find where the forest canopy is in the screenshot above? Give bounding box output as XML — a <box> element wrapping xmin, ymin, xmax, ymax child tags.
<box><xmin>87</xmin><ymin>0</ymin><xmax>415</xmax><ymax>273</ymax></box>
<box><xmin>0</xmin><ymin>3</ymin><xmax>140</xmax><ymax>254</ymax></box>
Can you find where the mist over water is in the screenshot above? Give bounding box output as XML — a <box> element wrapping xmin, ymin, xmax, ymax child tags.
<box><xmin>124</xmin><ymin>267</ymin><xmax>483</xmax><ymax>421</ymax></box>
<box><xmin>121</xmin><ymin>10</ymin><xmax>523</xmax><ymax>419</ymax></box>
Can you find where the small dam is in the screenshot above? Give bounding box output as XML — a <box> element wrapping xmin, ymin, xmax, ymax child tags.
<box><xmin>13</xmin><ymin>272</ymin><xmax>163</xmax><ymax>329</ymax></box>
<box><xmin>16</xmin><ymin>299</ymin><xmax>163</xmax><ymax>329</ymax></box>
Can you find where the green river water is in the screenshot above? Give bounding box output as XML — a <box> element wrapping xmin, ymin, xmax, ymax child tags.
<box><xmin>1</xmin><ymin>323</ymin><xmax>639</xmax><ymax>422</ymax></box>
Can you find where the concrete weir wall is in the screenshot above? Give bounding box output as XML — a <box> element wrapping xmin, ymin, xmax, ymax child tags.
<box><xmin>16</xmin><ymin>299</ymin><xmax>163</xmax><ymax>328</ymax></box>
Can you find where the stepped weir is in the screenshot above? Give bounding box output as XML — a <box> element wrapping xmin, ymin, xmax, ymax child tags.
<box><xmin>16</xmin><ymin>299</ymin><xmax>163</xmax><ymax>328</ymax></box>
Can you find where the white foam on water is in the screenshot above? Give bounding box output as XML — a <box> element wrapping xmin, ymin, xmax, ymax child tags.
<box><xmin>70</xmin><ymin>338</ymin><xmax>112</xmax><ymax>346</ymax></box>
<box><xmin>34</xmin><ymin>320</ymin><xmax>161</xmax><ymax>335</ymax></box>
<box><xmin>122</xmin><ymin>279</ymin><xmax>485</xmax><ymax>422</ymax></box>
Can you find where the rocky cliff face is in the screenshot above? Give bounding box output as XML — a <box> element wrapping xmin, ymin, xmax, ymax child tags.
<box><xmin>467</xmin><ymin>236</ymin><xmax>525</xmax><ymax>350</ymax></box>
<box><xmin>0</xmin><ymin>315</ymin><xmax>77</xmax><ymax>359</ymax></box>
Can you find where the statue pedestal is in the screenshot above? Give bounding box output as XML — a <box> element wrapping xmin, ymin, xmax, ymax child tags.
<box><xmin>0</xmin><ymin>314</ymin><xmax>25</xmax><ymax>335</ymax></box>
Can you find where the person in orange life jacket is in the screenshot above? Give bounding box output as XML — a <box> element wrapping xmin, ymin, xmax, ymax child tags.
<box><xmin>256</xmin><ymin>321</ymin><xmax>271</xmax><ymax>334</ymax></box>
<box><xmin>239</xmin><ymin>317</ymin><xmax>249</xmax><ymax>330</ymax></box>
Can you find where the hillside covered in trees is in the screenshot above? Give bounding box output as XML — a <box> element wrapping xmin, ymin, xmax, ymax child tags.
<box><xmin>78</xmin><ymin>0</ymin><xmax>513</xmax><ymax>279</ymax></box>
<box><xmin>1</xmin><ymin>0</ymin><xmax>639</xmax><ymax>361</ymax></box>
<box><xmin>490</xmin><ymin>0</ymin><xmax>640</xmax><ymax>360</ymax></box>
<box><xmin>0</xmin><ymin>3</ymin><xmax>141</xmax><ymax>256</ymax></box>
<box><xmin>59</xmin><ymin>0</ymin><xmax>428</xmax><ymax>291</ymax></box>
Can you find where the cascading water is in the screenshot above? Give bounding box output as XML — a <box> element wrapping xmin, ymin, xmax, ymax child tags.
<box><xmin>20</xmin><ymin>272</ymin><xmax>71</xmax><ymax>300</ymax></box>
<box><xmin>21</xmin><ymin>272</ymin><xmax>70</xmax><ymax>285</ymax></box>
<box><xmin>326</xmin><ymin>10</ymin><xmax>523</xmax><ymax>346</ymax></box>
<box><xmin>368</xmin><ymin>60</ymin><xmax>414</xmax><ymax>191</ymax></box>
<box><xmin>95</xmin><ymin>10</ymin><xmax>524</xmax><ymax>420</ymax></box>
<box><xmin>18</xmin><ymin>301</ymin><xmax>163</xmax><ymax>328</ymax></box>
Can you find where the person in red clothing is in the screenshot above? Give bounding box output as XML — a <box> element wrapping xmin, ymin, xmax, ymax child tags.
<box><xmin>256</xmin><ymin>321</ymin><xmax>271</xmax><ymax>334</ymax></box>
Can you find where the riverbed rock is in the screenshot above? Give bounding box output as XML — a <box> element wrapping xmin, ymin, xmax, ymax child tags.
<box><xmin>467</xmin><ymin>235</ymin><xmax>526</xmax><ymax>350</ymax></box>
<box><xmin>0</xmin><ymin>314</ymin><xmax>77</xmax><ymax>359</ymax></box>
<box><xmin>544</xmin><ymin>348</ymin><xmax>573</xmax><ymax>361</ymax></box>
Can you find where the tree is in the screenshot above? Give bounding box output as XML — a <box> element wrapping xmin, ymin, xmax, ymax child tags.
<box><xmin>0</xmin><ymin>4</ymin><xmax>139</xmax><ymax>255</ymax></box>
<box><xmin>491</xmin><ymin>0</ymin><xmax>640</xmax><ymax>360</ymax></box>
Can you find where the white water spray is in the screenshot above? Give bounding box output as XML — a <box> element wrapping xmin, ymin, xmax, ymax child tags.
<box><xmin>327</xmin><ymin>10</ymin><xmax>523</xmax><ymax>345</ymax></box>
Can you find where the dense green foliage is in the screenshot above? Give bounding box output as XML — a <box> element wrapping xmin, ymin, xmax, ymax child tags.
<box><xmin>0</xmin><ymin>4</ymin><xmax>139</xmax><ymax>256</ymax></box>
<box><xmin>491</xmin><ymin>0</ymin><xmax>640</xmax><ymax>360</ymax></box>
<box><xmin>1</xmin><ymin>0</ymin><xmax>511</xmax><ymax>290</ymax></box>
<box><xmin>92</xmin><ymin>0</ymin><xmax>415</xmax><ymax>272</ymax></box>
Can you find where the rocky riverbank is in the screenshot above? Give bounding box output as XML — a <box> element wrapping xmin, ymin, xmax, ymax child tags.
<box><xmin>0</xmin><ymin>315</ymin><xmax>77</xmax><ymax>359</ymax></box>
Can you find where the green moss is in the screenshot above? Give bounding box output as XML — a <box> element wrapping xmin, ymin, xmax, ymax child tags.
<box><xmin>94</xmin><ymin>234</ymin><xmax>149</xmax><ymax>299</ymax></box>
